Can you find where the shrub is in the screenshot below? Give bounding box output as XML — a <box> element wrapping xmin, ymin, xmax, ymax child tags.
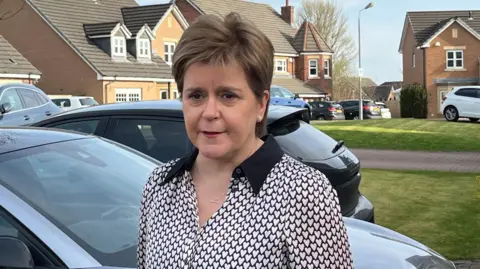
<box><xmin>400</xmin><ymin>83</ymin><xmax>428</xmax><ymax>118</ymax></box>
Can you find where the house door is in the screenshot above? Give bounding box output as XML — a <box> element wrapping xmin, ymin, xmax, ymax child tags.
<box><xmin>115</xmin><ymin>88</ymin><xmax>142</xmax><ymax>103</ymax></box>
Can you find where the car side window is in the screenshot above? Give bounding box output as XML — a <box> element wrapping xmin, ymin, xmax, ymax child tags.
<box><xmin>110</xmin><ymin>118</ymin><xmax>189</xmax><ymax>162</ymax></box>
<box><xmin>49</xmin><ymin>120</ymin><xmax>100</xmax><ymax>135</ymax></box>
<box><xmin>35</xmin><ymin>92</ymin><xmax>49</xmax><ymax>105</ymax></box>
<box><xmin>0</xmin><ymin>209</ymin><xmax>53</xmax><ymax>267</ymax></box>
<box><xmin>270</xmin><ymin>87</ymin><xmax>284</xmax><ymax>98</ymax></box>
<box><xmin>278</xmin><ymin>87</ymin><xmax>294</xmax><ymax>98</ymax></box>
<box><xmin>18</xmin><ymin>89</ymin><xmax>41</xmax><ymax>108</ymax></box>
<box><xmin>455</xmin><ymin>88</ymin><xmax>477</xmax><ymax>98</ymax></box>
<box><xmin>0</xmin><ymin>89</ymin><xmax>24</xmax><ymax>112</ymax></box>
<box><xmin>52</xmin><ymin>99</ymin><xmax>71</xmax><ymax>108</ymax></box>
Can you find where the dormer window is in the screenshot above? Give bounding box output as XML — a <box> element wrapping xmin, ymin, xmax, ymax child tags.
<box><xmin>137</xmin><ymin>39</ymin><xmax>151</xmax><ymax>58</ymax></box>
<box><xmin>112</xmin><ymin>36</ymin><xmax>126</xmax><ymax>57</ymax></box>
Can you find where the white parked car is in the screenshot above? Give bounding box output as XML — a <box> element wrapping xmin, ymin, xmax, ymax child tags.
<box><xmin>440</xmin><ymin>86</ymin><xmax>480</xmax><ymax>122</ymax></box>
<box><xmin>49</xmin><ymin>95</ymin><xmax>98</xmax><ymax>111</ymax></box>
<box><xmin>375</xmin><ymin>102</ymin><xmax>392</xmax><ymax>119</ymax></box>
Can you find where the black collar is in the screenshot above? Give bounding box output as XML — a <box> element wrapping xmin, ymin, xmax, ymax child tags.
<box><xmin>163</xmin><ymin>135</ymin><xmax>284</xmax><ymax>194</ymax></box>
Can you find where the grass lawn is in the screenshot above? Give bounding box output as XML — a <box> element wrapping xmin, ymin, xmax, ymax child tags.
<box><xmin>313</xmin><ymin>118</ymin><xmax>480</xmax><ymax>152</ymax></box>
<box><xmin>360</xmin><ymin>169</ymin><xmax>480</xmax><ymax>260</ymax></box>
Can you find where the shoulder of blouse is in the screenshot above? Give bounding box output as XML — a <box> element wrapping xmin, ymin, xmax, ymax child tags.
<box><xmin>142</xmin><ymin>158</ymin><xmax>181</xmax><ymax>200</ymax></box>
<box><xmin>281</xmin><ymin>154</ymin><xmax>334</xmax><ymax>195</ymax></box>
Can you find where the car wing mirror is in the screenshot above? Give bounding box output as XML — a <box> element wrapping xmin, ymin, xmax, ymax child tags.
<box><xmin>0</xmin><ymin>236</ymin><xmax>34</xmax><ymax>269</ymax></box>
<box><xmin>294</xmin><ymin>93</ymin><xmax>300</xmax><ymax>99</ymax></box>
<box><xmin>0</xmin><ymin>102</ymin><xmax>12</xmax><ymax>114</ymax></box>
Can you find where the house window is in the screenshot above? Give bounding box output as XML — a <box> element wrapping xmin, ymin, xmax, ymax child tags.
<box><xmin>275</xmin><ymin>59</ymin><xmax>287</xmax><ymax>72</ymax></box>
<box><xmin>173</xmin><ymin>89</ymin><xmax>179</xmax><ymax>99</ymax></box>
<box><xmin>160</xmin><ymin>90</ymin><xmax>168</xmax><ymax>99</ymax></box>
<box><xmin>164</xmin><ymin>42</ymin><xmax>176</xmax><ymax>64</ymax></box>
<box><xmin>324</xmin><ymin>59</ymin><xmax>330</xmax><ymax>77</ymax></box>
<box><xmin>309</xmin><ymin>59</ymin><xmax>318</xmax><ymax>77</ymax></box>
<box><xmin>138</xmin><ymin>39</ymin><xmax>150</xmax><ymax>58</ymax></box>
<box><xmin>446</xmin><ymin>50</ymin><xmax>463</xmax><ymax>69</ymax></box>
<box><xmin>412</xmin><ymin>53</ymin><xmax>416</xmax><ymax>68</ymax></box>
<box><xmin>115</xmin><ymin>88</ymin><xmax>142</xmax><ymax>103</ymax></box>
<box><xmin>112</xmin><ymin>37</ymin><xmax>126</xmax><ymax>57</ymax></box>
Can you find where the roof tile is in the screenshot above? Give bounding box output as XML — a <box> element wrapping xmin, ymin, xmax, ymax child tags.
<box><xmin>0</xmin><ymin>35</ymin><xmax>41</xmax><ymax>75</ymax></box>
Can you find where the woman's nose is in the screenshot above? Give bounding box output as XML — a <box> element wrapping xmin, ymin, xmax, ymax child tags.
<box><xmin>202</xmin><ymin>97</ymin><xmax>220</xmax><ymax>120</ymax></box>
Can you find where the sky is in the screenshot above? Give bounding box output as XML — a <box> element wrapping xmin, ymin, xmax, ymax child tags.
<box><xmin>137</xmin><ymin>0</ymin><xmax>480</xmax><ymax>85</ymax></box>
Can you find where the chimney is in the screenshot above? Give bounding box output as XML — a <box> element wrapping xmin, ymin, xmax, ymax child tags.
<box><xmin>468</xmin><ymin>11</ymin><xmax>474</xmax><ymax>20</ymax></box>
<box><xmin>281</xmin><ymin>0</ymin><xmax>294</xmax><ymax>26</ymax></box>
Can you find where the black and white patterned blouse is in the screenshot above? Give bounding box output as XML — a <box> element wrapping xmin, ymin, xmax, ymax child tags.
<box><xmin>138</xmin><ymin>135</ymin><xmax>353</xmax><ymax>268</ymax></box>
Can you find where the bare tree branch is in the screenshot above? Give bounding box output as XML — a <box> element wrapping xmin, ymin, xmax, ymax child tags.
<box><xmin>0</xmin><ymin>0</ymin><xmax>25</xmax><ymax>21</ymax></box>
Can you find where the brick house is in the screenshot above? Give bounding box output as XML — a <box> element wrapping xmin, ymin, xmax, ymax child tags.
<box><xmin>399</xmin><ymin>10</ymin><xmax>480</xmax><ymax>117</ymax></box>
<box><xmin>175</xmin><ymin>0</ymin><xmax>333</xmax><ymax>101</ymax></box>
<box><xmin>0</xmin><ymin>35</ymin><xmax>41</xmax><ymax>85</ymax></box>
<box><xmin>0</xmin><ymin>0</ymin><xmax>189</xmax><ymax>104</ymax></box>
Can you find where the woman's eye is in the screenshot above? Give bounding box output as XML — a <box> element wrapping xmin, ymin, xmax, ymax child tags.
<box><xmin>222</xmin><ymin>93</ymin><xmax>237</xmax><ymax>100</ymax></box>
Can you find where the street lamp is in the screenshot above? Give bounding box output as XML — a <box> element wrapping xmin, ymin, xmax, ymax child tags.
<box><xmin>358</xmin><ymin>2</ymin><xmax>374</xmax><ymax>120</ymax></box>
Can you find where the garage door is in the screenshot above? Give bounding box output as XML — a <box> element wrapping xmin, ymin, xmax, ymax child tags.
<box><xmin>115</xmin><ymin>88</ymin><xmax>142</xmax><ymax>103</ymax></box>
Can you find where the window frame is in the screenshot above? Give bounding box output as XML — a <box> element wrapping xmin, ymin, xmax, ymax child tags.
<box><xmin>323</xmin><ymin>59</ymin><xmax>330</xmax><ymax>77</ymax></box>
<box><xmin>40</xmin><ymin>117</ymin><xmax>110</xmax><ymax>137</ymax></box>
<box><xmin>111</xmin><ymin>36</ymin><xmax>126</xmax><ymax>57</ymax></box>
<box><xmin>160</xmin><ymin>90</ymin><xmax>168</xmax><ymax>100</ymax></box>
<box><xmin>412</xmin><ymin>53</ymin><xmax>416</xmax><ymax>68</ymax></box>
<box><xmin>446</xmin><ymin>49</ymin><xmax>464</xmax><ymax>69</ymax></box>
<box><xmin>137</xmin><ymin>38</ymin><xmax>151</xmax><ymax>59</ymax></box>
<box><xmin>18</xmin><ymin>88</ymin><xmax>42</xmax><ymax>108</ymax></box>
<box><xmin>164</xmin><ymin>42</ymin><xmax>176</xmax><ymax>65</ymax></box>
<box><xmin>275</xmin><ymin>59</ymin><xmax>287</xmax><ymax>73</ymax></box>
<box><xmin>309</xmin><ymin>59</ymin><xmax>318</xmax><ymax>77</ymax></box>
<box><xmin>114</xmin><ymin>88</ymin><xmax>142</xmax><ymax>103</ymax></box>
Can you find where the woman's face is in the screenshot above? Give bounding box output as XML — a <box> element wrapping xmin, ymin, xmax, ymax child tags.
<box><xmin>182</xmin><ymin>62</ymin><xmax>269</xmax><ymax>161</ymax></box>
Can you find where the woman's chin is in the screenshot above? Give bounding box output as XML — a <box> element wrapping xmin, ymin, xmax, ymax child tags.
<box><xmin>198</xmin><ymin>144</ymin><xmax>230</xmax><ymax>160</ymax></box>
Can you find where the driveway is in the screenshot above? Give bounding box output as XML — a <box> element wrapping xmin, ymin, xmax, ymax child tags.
<box><xmin>351</xmin><ymin>149</ymin><xmax>480</xmax><ymax>173</ymax></box>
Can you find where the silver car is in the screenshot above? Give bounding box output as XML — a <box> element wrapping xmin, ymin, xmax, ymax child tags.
<box><xmin>0</xmin><ymin>127</ymin><xmax>456</xmax><ymax>269</ymax></box>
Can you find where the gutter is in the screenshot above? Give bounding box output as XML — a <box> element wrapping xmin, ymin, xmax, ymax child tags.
<box><xmin>103</xmin><ymin>75</ymin><xmax>117</xmax><ymax>104</ymax></box>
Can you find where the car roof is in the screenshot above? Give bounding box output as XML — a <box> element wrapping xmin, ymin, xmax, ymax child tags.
<box><xmin>0</xmin><ymin>126</ymin><xmax>90</xmax><ymax>155</ymax></box>
<box><xmin>34</xmin><ymin>100</ymin><xmax>306</xmax><ymax>125</ymax></box>
<box><xmin>0</xmin><ymin>83</ymin><xmax>40</xmax><ymax>92</ymax></box>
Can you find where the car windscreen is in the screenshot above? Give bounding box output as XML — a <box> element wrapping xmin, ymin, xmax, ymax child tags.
<box><xmin>79</xmin><ymin>98</ymin><xmax>98</xmax><ymax>106</ymax></box>
<box><xmin>0</xmin><ymin>137</ymin><xmax>158</xmax><ymax>267</ymax></box>
<box><xmin>268</xmin><ymin>118</ymin><xmax>341</xmax><ymax>161</ymax></box>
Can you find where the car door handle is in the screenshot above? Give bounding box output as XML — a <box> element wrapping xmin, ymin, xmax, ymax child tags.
<box><xmin>24</xmin><ymin>115</ymin><xmax>30</xmax><ymax>121</ymax></box>
<box><xmin>45</xmin><ymin>111</ymin><xmax>52</xmax><ymax>116</ymax></box>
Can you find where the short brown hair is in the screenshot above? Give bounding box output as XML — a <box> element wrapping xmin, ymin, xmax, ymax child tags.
<box><xmin>172</xmin><ymin>12</ymin><xmax>274</xmax><ymax>137</ymax></box>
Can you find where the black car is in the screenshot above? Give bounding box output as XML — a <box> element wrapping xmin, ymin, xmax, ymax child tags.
<box><xmin>0</xmin><ymin>83</ymin><xmax>62</xmax><ymax>126</ymax></box>
<box><xmin>310</xmin><ymin>101</ymin><xmax>346</xmax><ymax>120</ymax></box>
<box><xmin>338</xmin><ymin>99</ymin><xmax>382</xmax><ymax>120</ymax></box>
<box><xmin>32</xmin><ymin>100</ymin><xmax>374</xmax><ymax>222</ymax></box>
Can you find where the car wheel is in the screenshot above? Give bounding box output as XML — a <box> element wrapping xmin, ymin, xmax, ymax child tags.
<box><xmin>353</xmin><ymin>115</ymin><xmax>360</xmax><ymax>120</ymax></box>
<box><xmin>444</xmin><ymin>106</ymin><xmax>459</xmax><ymax>122</ymax></box>
<box><xmin>302</xmin><ymin>108</ymin><xmax>311</xmax><ymax>123</ymax></box>
<box><xmin>316</xmin><ymin>115</ymin><xmax>326</xmax><ymax>120</ymax></box>
<box><xmin>469</xmin><ymin>118</ymin><xmax>479</xmax><ymax>122</ymax></box>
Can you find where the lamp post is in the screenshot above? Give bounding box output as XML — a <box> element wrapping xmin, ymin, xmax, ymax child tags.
<box><xmin>358</xmin><ymin>2</ymin><xmax>374</xmax><ymax>120</ymax></box>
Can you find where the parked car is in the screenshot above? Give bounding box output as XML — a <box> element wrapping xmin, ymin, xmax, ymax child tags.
<box><xmin>33</xmin><ymin>100</ymin><xmax>373</xmax><ymax>223</ymax></box>
<box><xmin>309</xmin><ymin>101</ymin><xmax>345</xmax><ymax>120</ymax></box>
<box><xmin>338</xmin><ymin>99</ymin><xmax>382</xmax><ymax>120</ymax></box>
<box><xmin>270</xmin><ymin>85</ymin><xmax>311</xmax><ymax>122</ymax></box>
<box><xmin>0</xmin><ymin>127</ymin><xmax>458</xmax><ymax>269</ymax></box>
<box><xmin>0</xmin><ymin>83</ymin><xmax>62</xmax><ymax>126</ymax></box>
<box><xmin>375</xmin><ymin>102</ymin><xmax>392</xmax><ymax>119</ymax></box>
<box><xmin>441</xmin><ymin>86</ymin><xmax>480</xmax><ymax>122</ymax></box>
<box><xmin>49</xmin><ymin>95</ymin><xmax>99</xmax><ymax>111</ymax></box>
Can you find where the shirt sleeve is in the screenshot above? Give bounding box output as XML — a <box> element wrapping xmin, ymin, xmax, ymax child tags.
<box><xmin>286</xmin><ymin>169</ymin><xmax>354</xmax><ymax>269</ymax></box>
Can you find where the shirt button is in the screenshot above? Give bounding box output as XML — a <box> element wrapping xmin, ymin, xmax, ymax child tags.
<box><xmin>235</xmin><ymin>168</ymin><xmax>242</xmax><ymax>175</ymax></box>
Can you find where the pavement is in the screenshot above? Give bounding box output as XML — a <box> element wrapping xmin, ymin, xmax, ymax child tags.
<box><xmin>350</xmin><ymin>148</ymin><xmax>480</xmax><ymax>173</ymax></box>
<box><xmin>454</xmin><ymin>260</ymin><xmax>480</xmax><ymax>269</ymax></box>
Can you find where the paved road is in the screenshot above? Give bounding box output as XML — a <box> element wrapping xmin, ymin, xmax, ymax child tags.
<box><xmin>454</xmin><ymin>260</ymin><xmax>480</xmax><ymax>269</ymax></box>
<box><xmin>350</xmin><ymin>149</ymin><xmax>480</xmax><ymax>173</ymax></box>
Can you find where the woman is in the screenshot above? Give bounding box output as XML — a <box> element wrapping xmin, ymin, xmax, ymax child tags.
<box><xmin>138</xmin><ymin>12</ymin><xmax>353</xmax><ymax>268</ymax></box>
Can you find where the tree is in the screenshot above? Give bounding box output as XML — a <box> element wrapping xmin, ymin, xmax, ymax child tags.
<box><xmin>296</xmin><ymin>0</ymin><xmax>358</xmax><ymax>100</ymax></box>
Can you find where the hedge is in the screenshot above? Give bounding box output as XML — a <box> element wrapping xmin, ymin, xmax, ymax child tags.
<box><xmin>400</xmin><ymin>83</ymin><xmax>428</xmax><ymax>118</ymax></box>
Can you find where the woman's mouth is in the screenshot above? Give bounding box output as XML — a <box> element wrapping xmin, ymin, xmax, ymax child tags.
<box><xmin>202</xmin><ymin>131</ymin><xmax>223</xmax><ymax>138</ymax></box>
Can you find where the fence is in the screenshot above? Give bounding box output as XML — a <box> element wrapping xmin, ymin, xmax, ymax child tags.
<box><xmin>384</xmin><ymin>100</ymin><xmax>401</xmax><ymax>118</ymax></box>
